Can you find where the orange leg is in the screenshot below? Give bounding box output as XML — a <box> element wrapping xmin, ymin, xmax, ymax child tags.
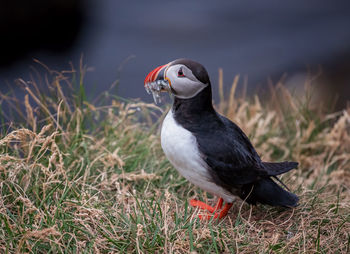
<box><xmin>190</xmin><ymin>198</ymin><xmax>232</xmax><ymax>220</ymax></box>
<box><xmin>198</xmin><ymin>203</ymin><xmax>233</xmax><ymax>220</ymax></box>
<box><xmin>190</xmin><ymin>198</ymin><xmax>223</xmax><ymax>213</ymax></box>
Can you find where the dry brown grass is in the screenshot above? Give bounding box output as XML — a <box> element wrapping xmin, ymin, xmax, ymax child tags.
<box><xmin>0</xmin><ymin>65</ymin><xmax>349</xmax><ymax>253</ymax></box>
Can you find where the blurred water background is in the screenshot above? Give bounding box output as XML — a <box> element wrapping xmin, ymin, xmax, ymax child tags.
<box><xmin>1</xmin><ymin>0</ymin><xmax>350</xmax><ymax>107</ymax></box>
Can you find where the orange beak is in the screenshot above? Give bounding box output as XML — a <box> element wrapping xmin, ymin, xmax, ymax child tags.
<box><xmin>144</xmin><ymin>64</ymin><xmax>168</xmax><ymax>87</ymax></box>
<box><xmin>144</xmin><ymin>63</ymin><xmax>172</xmax><ymax>104</ymax></box>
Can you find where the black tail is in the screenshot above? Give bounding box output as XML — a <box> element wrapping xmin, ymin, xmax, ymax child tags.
<box><xmin>263</xmin><ymin>161</ymin><xmax>298</xmax><ymax>176</ymax></box>
<box><xmin>240</xmin><ymin>177</ymin><xmax>299</xmax><ymax>207</ymax></box>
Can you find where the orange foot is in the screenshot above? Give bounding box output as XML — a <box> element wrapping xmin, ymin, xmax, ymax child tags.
<box><xmin>190</xmin><ymin>198</ymin><xmax>233</xmax><ymax>220</ymax></box>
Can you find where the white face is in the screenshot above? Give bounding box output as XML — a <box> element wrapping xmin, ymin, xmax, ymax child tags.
<box><xmin>165</xmin><ymin>64</ymin><xmax>208</xmax><ymax>99</ymax></box>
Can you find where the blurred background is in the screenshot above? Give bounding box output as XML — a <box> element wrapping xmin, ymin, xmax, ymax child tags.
<box><xmin>1</xmin><ymin>0</ymin><xmax>350</xmax><ymax>109</ymax></box>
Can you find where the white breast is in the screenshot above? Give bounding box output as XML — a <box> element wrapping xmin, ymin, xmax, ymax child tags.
<box><xmin>160</xmin><ymin>109</ymin><xmax>235</xmax><ymax>203</ymax></box>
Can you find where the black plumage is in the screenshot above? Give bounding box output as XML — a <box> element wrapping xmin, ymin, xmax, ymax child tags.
<box><xmin>172</xmin><ymin>71</ymin><xmax>299</xmax><ymax>207</ymax></box>
<box><xmin>145</xmin><ymin>58</ymin><xmax>299</xmax><ymax>217</ymax></box>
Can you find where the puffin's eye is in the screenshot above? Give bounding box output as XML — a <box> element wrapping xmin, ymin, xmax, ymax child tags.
<box><xmin>177</xmin><ymin>68</ymin><xmax>185</xmax><ymax>77</ymax></box>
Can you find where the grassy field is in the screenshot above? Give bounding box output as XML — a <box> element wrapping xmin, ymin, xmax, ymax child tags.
<box><xmin>0</xmin><ymin>64</ymin><xmax>349</xmax><ymax>253</ymax></box>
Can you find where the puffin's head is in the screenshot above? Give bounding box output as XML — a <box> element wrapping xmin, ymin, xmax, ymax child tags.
<box><xmin>144</xmin><ymin>59</ymin><xmax>210</xmax><ymax>100</ymax></box>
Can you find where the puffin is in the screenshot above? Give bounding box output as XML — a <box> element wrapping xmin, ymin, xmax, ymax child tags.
<box><xmin>144</xmin><ymin>59</ymin><xmax>299</xmax><ymax>220</ymax></box>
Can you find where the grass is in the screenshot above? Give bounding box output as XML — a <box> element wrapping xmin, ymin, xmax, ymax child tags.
<box><xmin>0</xmin><ymin>63</ymin><xmax>349</xmax><ymax>253</ymax></box>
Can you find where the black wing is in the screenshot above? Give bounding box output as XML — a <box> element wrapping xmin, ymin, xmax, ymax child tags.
<box><xmin>194</xmin><ymin>114</ymin><xmax>299</xmax><ymax>188</ymax></box>
<box><xmin>193</xmin><ymin>114</ymin><xmax>269</xmax><ymax>187</ymax></box>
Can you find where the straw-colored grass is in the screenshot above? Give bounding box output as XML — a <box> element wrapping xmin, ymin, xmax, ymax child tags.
<box><xmin>0</xmin><ymin>64</ymin><xmax>349</xmax><ymax>253</ymax></box>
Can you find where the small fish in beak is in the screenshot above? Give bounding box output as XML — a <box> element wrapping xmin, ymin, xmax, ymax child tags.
<box><xmin>144</xmin><ymin>79</ymin><xmax>170</xmax><ymax>104</ymax></box>
<box><xmin>144</xmin><ymin>64</ymin><xmax>171</xmax><ymax>104</ymax></box>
